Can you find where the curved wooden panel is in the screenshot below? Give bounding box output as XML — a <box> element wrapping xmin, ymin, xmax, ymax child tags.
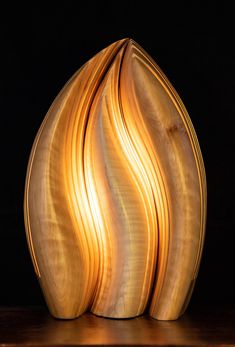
<box><xmin>24</xmin><ymin>38</ymin><xmax>206</xmax><ymax>320</ymax></box>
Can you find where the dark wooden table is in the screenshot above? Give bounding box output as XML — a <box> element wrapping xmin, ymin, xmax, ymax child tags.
<box><xmin>0</xmin><ymin>306</ymin><xmax>235</xmax><ymax>346</ymax></box>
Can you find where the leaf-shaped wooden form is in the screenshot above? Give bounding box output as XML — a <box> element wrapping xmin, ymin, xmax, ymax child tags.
<box><xmin>24</xmin><ymin>38</ymin><xmax>206</xmax><ymax>320</ymax></box>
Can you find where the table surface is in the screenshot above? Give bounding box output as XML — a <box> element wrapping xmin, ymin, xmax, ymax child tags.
<box><xmin>0</xmin><ymin>306</ymin><xmax>235</xmax><ymax>346</ymax></box>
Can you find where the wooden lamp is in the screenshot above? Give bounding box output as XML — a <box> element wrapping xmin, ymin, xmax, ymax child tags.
<box><xmin>24</xmin><ymin>39</ymin><xmax>206</xmax><ymax>320</ymax></box>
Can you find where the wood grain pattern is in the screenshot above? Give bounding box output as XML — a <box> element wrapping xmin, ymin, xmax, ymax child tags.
<box><xmin>24</xmin><ymin>38</ymin><xmax>206</xmax><ymax>320</ymax></box>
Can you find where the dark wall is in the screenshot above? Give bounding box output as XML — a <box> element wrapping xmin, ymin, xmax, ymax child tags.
<box><xmin>1</xmin><ymin>2</ymin><xmax>234</xmax><ymax>307</ymax></box>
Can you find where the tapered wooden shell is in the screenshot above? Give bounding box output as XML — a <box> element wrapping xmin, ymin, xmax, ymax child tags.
<box><xmin>24</xmin><ymin>38</ymin><xmax>206</xmax><ymax>320</ymax></box>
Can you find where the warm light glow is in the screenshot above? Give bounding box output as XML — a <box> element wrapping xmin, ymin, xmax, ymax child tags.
<box><xmin>24</xmin><ymin>39</ymin><xmax>206</xmax><ymax>320</ymax></box>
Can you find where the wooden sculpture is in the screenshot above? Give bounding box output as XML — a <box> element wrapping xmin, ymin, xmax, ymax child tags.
<box><xmin>24</xmin><ymin>38</ymin><xmax>206</xmax><ymax>320</ymax></box>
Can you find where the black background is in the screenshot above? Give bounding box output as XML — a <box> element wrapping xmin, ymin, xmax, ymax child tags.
<box><xmin>1</xmin><ymin>2</ymin><xmax>234</xmax><ymax>309</ymax></box>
